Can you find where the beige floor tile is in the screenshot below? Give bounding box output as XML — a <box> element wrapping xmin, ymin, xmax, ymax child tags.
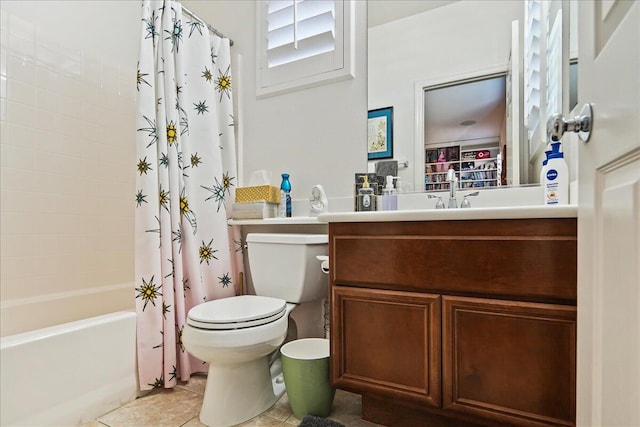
<box><xmin>177</xmin><ymin>374</ymin><xmax>208</xmax><ymax>395</ymax></box>
<box><xmin>97</xmin><ymin>387</ymin><xmax>202</xmax><ymax>427</ymax></box>
<box><xmin>327</xmin><ymin>390</ymin><xmax>382</xmax><ymax>427</ymax></box>
<box><xmin>235</xmin><ymin>414</ymin><xmax>284</xmax><ymax>427</ymax></box>
<box><xmin>283</xmin><ymin>413</ymin><xmax>301</xmax><ymax>426</ymax></box>
<box><xmin>263</xmin><ymin>393</ymin><xmax>293</xmax><ymax>421</ymax></box>
<box><xmin>91</xmin><ymin>376</ymin><xmax>385</xmax><ymax>427</ymax></box>
<box><xmin>281</xmin><ymin>389</ymin><xmax>382</xmax><ymax>427</ymax></box>
<box><xmin>182</xmin><ymin>416</ymin><xmax>208</xmax><ymax>426</ymax></box>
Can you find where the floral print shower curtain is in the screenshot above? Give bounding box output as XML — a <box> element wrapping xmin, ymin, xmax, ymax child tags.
<box><xmin>135</xmin><ymin>0</ymin><xmax>242</xmax><ymax>390</ymax></box>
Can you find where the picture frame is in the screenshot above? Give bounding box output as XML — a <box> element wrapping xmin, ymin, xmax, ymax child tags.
<box><xmin>367</xmin><ymin>107</ymin><xmax>393</xmax><ymax>160</ymax></box>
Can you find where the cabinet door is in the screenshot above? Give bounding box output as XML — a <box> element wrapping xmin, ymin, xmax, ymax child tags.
<box><xmin>331</xmin><ymin>286</ymin><xmax>441</xmax><ymax>407</ymax></box>
<box><xmin>442</xmin><ymin>296</ymin><xmax>576</xmax><ymax>426</ymax></box>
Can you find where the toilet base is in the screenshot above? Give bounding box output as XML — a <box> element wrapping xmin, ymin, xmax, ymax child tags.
<box><xmin>199</xmin><ymin>355</ymin><xmax>281</xmax><ymax>427</ymax></box>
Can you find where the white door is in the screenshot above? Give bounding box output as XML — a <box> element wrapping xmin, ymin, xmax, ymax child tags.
<box><xmin>576</xmin><ymin>1</ymin><xmax>640</xmax><ymax>426</ymax></box>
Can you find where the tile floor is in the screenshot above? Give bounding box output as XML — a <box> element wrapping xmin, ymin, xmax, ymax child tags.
<box><xmin>84</xmin><ymin>374</ymin><xmax>383</xmax><ymax>427</ymax></box>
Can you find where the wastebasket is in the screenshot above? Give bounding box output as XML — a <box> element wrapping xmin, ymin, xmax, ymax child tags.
<box><xmin>281</xmin><ymin>338</ymin><xmax>335</xmax><ymax>418</ymax></box>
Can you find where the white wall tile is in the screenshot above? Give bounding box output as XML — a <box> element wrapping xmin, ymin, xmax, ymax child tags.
<box><xmin>1</xmin><ymin>188</ymin><xmax>38</xmax><ymax>213</ymax></box>
<box><xmin>33</xmin><ymin>128</ymin><xmax>59</xmax><ymax>154</ymax></box>
<box><xmin>1</xmin><ymin>48</ymin><xmax>7</xmax><ymax>76</ymax></box>
<box><xmin>57</xmin><ymin>94</ymin><xmax>80</xmax><ymax>116</ymax></box>
<box><xmin>82</xmin><ymin>55</ymin><xmax>102</xmax><ymax>87</ymax></box>
<box><xmin>8</xmin><ymin>33</ymin><xmax>35</xmax><ymax>61</ymax></box>
<box><xmin>1</xmin><ymin>75</ymin><xmax>7</xmax><ymax>99</ymax></box>
<box><xmin>0</xmin><ymin>166</ymin><xmax>41</xmax><ymax>193</ymax></box>
<box><xmin>35</xmin><ymin>65</ymin><xmax>58</xmax><ymax>89</ymax></box>
<box><xmin>35</xmin><ymin>44</ymin><xmax>59</xmax><ymax>70</ymax></box>
<box><xmin>0</xmin><ymin>233</ymin><xmax>34</xmax><ymax>258</ymax></box>
<box><xmin>1</xmin><ymin>0</ymin><xmax>148</xmax><ymax>334</ymax></box>
<box><xmin>5</xmin><ymin>122</ymin><xmax>35</xmax><ymax>149</ymax></box>
<box><xmin>6</xmin><ymin>78</ymin><xmax>36</xmax><ymax>105</ymax></box>
<box><xmin>1</xmin><ymin>143</ymin><xmax>34</xmax><ymax>169</ymax></box>
<box><xmin>29</xmin><ymin>191</ymin><xmax>59</xmax><ymax>215</ymax></box>
<box><xmin>33</xmin><ymin>212</ymin><xmax>64</xmax><ymax>235</ymax></box>
<box><xmin>35</xmin><ymin>107</ymin><xmax>60</xmax><ymax>133</ymax></box>
<box><xmin>7</xmin><ymin>53</ymin><xmax>35</xmax><ymax>83</ymax></box>
<box><xmin>36</xmin><ymin>87</ymin><xmax>58</xmax><ymax>112</ymax></box>
<box><xmin>5</xmin><ymin>100</ymin><xmax>36</xmax><ymax>127</ymax></box>
<box><xmin>9</xmin><ymin>13</ymin><xmax>35</xmax><ymax>42</ymax></box>
<box><xmin>0</xmin><ymin>11</ymin><xmax>8</xmax><ymax>48</ymax></box>
<box><xmin>0</xmin><ymin>211</ymin><xmax>36</xmax><ymax>235</ymax></box>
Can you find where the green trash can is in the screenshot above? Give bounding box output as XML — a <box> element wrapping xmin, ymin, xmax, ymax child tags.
<box><xmin>281</xmin><ymin>338</ymin><xmax>336</xmax><ymax>419</ymax></box>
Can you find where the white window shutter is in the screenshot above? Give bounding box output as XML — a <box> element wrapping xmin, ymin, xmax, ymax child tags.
<box><xmin>524</xmin><ymin>0</ymin><xmax>542</xmax><ymax>154</ymax></box>
<box><xmin>257</xmin><ymin>0</ymin><xmax>354</xmax><ymax>97</ymax></box>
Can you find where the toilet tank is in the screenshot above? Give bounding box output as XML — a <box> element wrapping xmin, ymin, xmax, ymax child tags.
<box><xmin>246</xmin><ymin>233</ymin><xmax>328</xmax><ymax>303</ymax></box>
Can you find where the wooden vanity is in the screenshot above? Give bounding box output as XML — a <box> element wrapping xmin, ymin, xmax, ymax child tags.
<box><xmin>327</xmin><ymin>215</ymin><xmax>577</xmax><ymax>427</ymax></box>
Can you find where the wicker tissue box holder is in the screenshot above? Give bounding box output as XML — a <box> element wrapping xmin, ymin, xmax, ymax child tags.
<box><xmin>235</xmin><ymin>185</ymin><xmax>281</xmax><ymax>204</ymax></box>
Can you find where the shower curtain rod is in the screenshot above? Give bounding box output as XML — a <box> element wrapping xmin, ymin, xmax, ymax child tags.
<box><xmin>181</xmin><ymin>4</ymin><xmax>234</xmax><ymax>46</ymax></box>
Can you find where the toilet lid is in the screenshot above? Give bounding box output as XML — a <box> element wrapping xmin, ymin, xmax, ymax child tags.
<box><xmin>187</xmin><ymin>295</ymin><xmax>286</xmax><ymax>330</ymax></box>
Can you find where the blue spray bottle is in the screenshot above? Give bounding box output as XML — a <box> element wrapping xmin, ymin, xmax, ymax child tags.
<box><xmin>280</xmin><ymin>173</ymin><xmax>292</xmax><ymax>217</ymax></box>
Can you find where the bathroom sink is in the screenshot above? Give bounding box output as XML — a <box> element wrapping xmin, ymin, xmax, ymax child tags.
<box><xmin>317</xmin><ymin>185</ymin><xmax>578</xmax><ymax>223</ymax></box>
<box><xmin>400</xmin><ymin>184</ymin><xmax>544</xmax><ymax>210</ymax></box>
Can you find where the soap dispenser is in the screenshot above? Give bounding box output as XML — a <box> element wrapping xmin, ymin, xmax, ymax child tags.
<box><xmin>357</xmin><ymin>175</ymin><xmax>376</xmax><ymax>212</ymax></box>
<box><xmin>380</xmin><ymin>175</ymin><xmax>398</xmax><ymax>211</ymax></box>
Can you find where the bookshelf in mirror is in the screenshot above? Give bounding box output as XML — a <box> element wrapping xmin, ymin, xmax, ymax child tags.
<box><xmin>425</xmin><ymin>141</ymin><xmax>502</xmax><ymax>191</ymax></box>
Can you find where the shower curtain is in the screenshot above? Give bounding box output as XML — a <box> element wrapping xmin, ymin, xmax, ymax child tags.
<box><xmin>135</xmin><ymin>0</ymin><xmax>242</xmax><ymax>390</ymax></box>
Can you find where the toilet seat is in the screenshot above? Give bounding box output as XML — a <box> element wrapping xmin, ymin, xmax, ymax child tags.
<box><xmin>187</xmin><ymin>295</ymin><xmax>286</xmax><ymax>330</ymax></box>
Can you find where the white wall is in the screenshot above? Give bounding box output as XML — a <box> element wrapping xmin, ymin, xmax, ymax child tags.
<box><xmin>368</xmin><ymin>0</ymin><xmax>523</xmax><ymax>190</ymax></box>
<box><xmin>183</xmin><ymin>0</ymin><xmax>368</xmax><ymax>204</ymax></box>
<box><xmin>0</xmin><ymin>1</ymin><xmax>139</xmax><ymax>336</ymax></box>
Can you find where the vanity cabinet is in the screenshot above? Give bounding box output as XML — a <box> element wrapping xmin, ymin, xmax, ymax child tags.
<box><xmin>329</xmin><ymin>218</ymin><xmax>577</xmax><ymax>427</ymax></box>
<box><xmin>332</xmin><ymin>286</ymin><xmax>441</xmax><ymax>407</ymax></box>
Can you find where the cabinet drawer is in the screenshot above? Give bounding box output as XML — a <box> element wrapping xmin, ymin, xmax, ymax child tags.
<box><xmin>442</xmin><ymin>296</ymin><xmax>576</xmax><ymax>426</ymax></box>
<box><xmin>330</xmin><ymin>219</ymin><xmax>577</xmax><ymax>303</ymax></box>
<box><xmin>331</xmin><ymin>286</ymin><xmax>441</xmax><ymax>407</ymax></box>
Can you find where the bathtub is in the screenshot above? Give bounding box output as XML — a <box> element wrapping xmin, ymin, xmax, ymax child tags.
<box><xmin>0</xmin><ymin>311</ymin><xmax>137</xmax><ymax>426</ymax></box>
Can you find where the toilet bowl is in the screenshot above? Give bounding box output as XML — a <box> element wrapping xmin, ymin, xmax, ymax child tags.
<box><xmin>182</xmin><ymin>233</ymin><xmax>328</xmax><ymax>427</ymax></box>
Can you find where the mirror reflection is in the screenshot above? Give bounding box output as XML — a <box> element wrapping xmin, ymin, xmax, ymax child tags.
<box><xmin>424</xmin><ymin>75</ymin><xmax>506</xmax><ymax>192</ymax></box>
<box><xmin>367</xmin><ymin>0</ymin><xmax>575</xmax><ymax>192</ymax></box>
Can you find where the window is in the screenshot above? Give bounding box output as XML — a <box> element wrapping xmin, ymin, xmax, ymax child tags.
<box><xmin>256</xmin><ymin>0</ymin><xmax>354</xmax><ymax>97</ymax></box>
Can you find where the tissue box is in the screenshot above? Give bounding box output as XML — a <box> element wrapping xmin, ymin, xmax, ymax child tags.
<box><xmin>231</xmin><ymin>202</ymin><xmax>278</xmax><ymax>219</ymax></box>
<box><xmin>235</xmin><ymin>185</ymin><xmax>281</xmax><ymax>204</ymax></box>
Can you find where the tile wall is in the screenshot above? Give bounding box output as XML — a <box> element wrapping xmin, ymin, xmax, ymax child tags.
<box><xmin>0</xmin><ymin>1</ymin><xmax>140</xmax><ymax>336</ymax></box>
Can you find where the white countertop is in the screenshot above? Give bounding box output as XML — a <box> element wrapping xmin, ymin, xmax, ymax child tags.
<box><xmin>316</xmin><ymin>205</ymin><xmax>577</xmax><ymax>223</ymax></box>
<box><xmin>228</xmin><ymin>216</ymin><xmax>323</xmax><ymax>226</ymax></box>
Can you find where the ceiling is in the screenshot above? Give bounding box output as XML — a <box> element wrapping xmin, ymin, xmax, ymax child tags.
<box><xmin>368</xmin><ymin>0</ymin><xmax>505</xmax><ymax>147</ymax></box>
<box><xmin>423</xmin><ymin>76</ymin><xmax>506</xmax><ymax>147</ymax></box>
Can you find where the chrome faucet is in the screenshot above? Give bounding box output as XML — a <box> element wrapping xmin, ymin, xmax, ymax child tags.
<box><xmin>460</xmin><ymin>191</ymin><xmax>480</xmax><ymax>208</ymax></box>
<box><xmin>446</xmin><ymin>168</ymin><xmax>458</xmax><ymax>208</ymax></box>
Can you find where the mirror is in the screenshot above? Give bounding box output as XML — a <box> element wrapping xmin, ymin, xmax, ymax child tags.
<box><xmin>368</xmin><ymin>0</ymin><xmax>575</xmax><ymax>191</ymax></box>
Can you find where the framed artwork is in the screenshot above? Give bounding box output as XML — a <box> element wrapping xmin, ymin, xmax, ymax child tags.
<box><xmin>367</xmin><ymin>107</ymin><xmax>393</xmax><ymax>160</ymax></box>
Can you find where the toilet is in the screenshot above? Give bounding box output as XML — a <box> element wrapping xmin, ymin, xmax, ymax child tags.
<box><xmin>182</xmin><ymin>233</ymin><xmax>329</xmax><ymax>427</ymax></box>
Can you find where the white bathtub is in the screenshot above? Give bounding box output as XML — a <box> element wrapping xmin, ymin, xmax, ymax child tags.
<box><xmin>0</xmin><ymin>311</ymin><xmax>137</xmax><ymax>426</ymax></box>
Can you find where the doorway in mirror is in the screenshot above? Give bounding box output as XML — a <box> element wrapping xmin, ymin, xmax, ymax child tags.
<box><xmin>423</xmin><ymin>74</ymin><xmax>506</xmax><ymax>192</ymax></box>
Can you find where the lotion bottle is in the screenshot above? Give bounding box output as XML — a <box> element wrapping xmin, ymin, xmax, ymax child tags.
<box><xmin>539</xmin><ymin>148</ymin><xmax>552</xmax><ymax>185</ymax></box>
<box><xmin>357</xmin><ymin>175</ymin><xmax>375</xmax><ymax>212</ymax></box>
<box><xmin>543</xmin><ymin>142</ymin><xmax>569</xmax><ymax>205</ymax></box>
